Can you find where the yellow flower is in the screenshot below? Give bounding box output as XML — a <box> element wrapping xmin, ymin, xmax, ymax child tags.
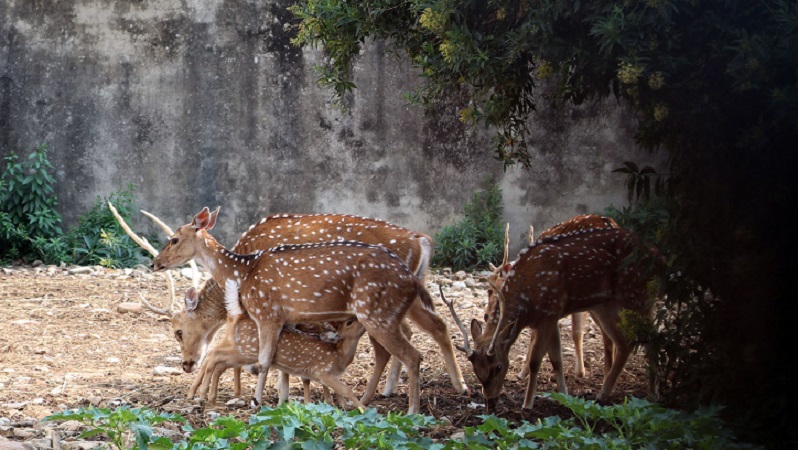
<box><xmin>648</xmin><ymin>71</ymin><xmax>665</xmax><ymax>90</ymax></box>
<box><xmin>439</xmin><ymin>40</ymin><xmax>454</xmax><ymax>62</ymax></box>
<box><xmin>420</xmin><ymin>8</ymin><xmax>446</xmax><ymax>34</ymax></box>
<box><xmin>536</xmin><ymin>60</ymin><xmax>554</xmax><ymax>79</ymax></box>
<box><xmin>654</xmin><ymin>104</ymin><xmax>669</xmax><ymax>122</ymax></box>
<box><xmin>618</xmin><ymin>62</ymin><xmax>643</xmax><ymax>84</ymax></box>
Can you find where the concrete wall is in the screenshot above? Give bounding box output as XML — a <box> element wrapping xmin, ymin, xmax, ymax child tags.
<box><xmin>0</xmin><ymin>0</ymin><xmax>664</xmax><ymax>255</ymax></box>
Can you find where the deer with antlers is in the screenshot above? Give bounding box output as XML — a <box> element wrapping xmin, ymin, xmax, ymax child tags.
<box><xmin>150</xmin><ymin>207</ymin><xmax>462</xmax><ymax>413</ymax></box>
<box><xmin>485</xmin><ymin>215</ymin><xmax>620</xmax><ymax>386</ymax></box>
<box><xmin>449</xmin><ymin>224</ymin><xmax>654</xmax><ymax>413</ymax></box>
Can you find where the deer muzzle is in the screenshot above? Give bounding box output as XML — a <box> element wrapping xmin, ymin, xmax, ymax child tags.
<box><xmin>182</xmin><ymin>360</ymin><xmax>196</xmax><ymax>373</ymax></box>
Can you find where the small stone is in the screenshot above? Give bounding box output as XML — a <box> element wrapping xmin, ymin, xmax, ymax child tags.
<box><xmin>163</xmin><ymin>356</ymin><xmax>181</xmax><ymax>363</ymax></box>
<box><xmin>11</xmin><ymin>429</ymin><xmax>38</xmax><ymax>439</ymax></box>
<box><xmin>86</xmin><ymin>396</ymin><xmax>102</xmax><ymax>407</ymax></box>
<box><xmin>106</xmin><ymin>357</ymin><xmax>120</xmax><ymax>364</ymax></box>
<box><xmin>116</xmin><ymin>303</ymin><xmax>143</xmax><ymax>314</ymax></box>
<box><xmin>67</xmin><ymin>267</ymin><xmax>92</xmax><ymax>275</ymax></box>
<box><xmin>451</xmin><ymin>281</ymin><xmax>467</xmax><ymax>290</ymax></box>
<box><xmin>450</xmin><ymin>431</ymin><xmax>465</xmax><ymax>440</ymax></box>
<box><xmin>2</xmin><ymin>402</ymin><xmax>27</xmax><ymax>410</ymax></box>
<box><xmin>152</xmin><ymin>366</ymin><xmax>181</xmax><ymax>376</ymax></box>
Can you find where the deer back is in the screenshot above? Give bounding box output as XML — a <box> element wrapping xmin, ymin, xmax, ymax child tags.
<box><xmin>235</xmin><ymin>214</ymin><xmax>432</xmax><ymax>278</ymax></box>
<box><xmin>238</xmin><ymin>241</ymin><xmax>424</xmax><ymax>325</ymax></box>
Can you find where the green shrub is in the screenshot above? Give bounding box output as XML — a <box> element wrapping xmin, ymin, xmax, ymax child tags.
<box><xmin>431</xmin><ymin>180</ymin><xmax>504</xmax><ymax>271</ymax></box>
<box><xmin>66</xmin><ymin>184</ymin><xmax>158</xmax><ymax>268</ymax></box>
<box><xmin>0</xmin><ymin>145</ymin><xmax>64</xmax><ymax>263</ymax></box>
<box><xmin>45</xmin><ymin>396</ymin><xmax>760</xmax><ymax>449</ymax></box>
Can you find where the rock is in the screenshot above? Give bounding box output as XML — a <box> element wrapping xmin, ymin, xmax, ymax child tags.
<box><xmin>152</xmin><ymin>366</ymin><xmax>181</xmax><ymax>376</ymax></box>
<box><xmin>31</xmin><ymin>260</ymin><xmax>43</xmax><ymax>267</ymax></box>
<box><xmin>86</xmin><ymin>396</ymin><xmax>102</xmax><ymax>407</ymax></box>
<box><xmin>0</xmin><ymin>442</ymin><xmax>28</xmax><ymax>450</ymax></box>
<box><xmin>60</xmin><ymin>441</ymin><xmax>105</xmax><ymax>450</ymax></box>
<box><xmin>453</xmin><ymin>270</ymin><xmax>467</xmax><ymax>280</ymax></box>
<box><xmin>106</xmin><ymin>358</ymin><xmax>120</xmax><ymax>364</ymax></box>
<box><xmin>450</xmin><ymin>431</ymin><xmax>465</xmax><ymax>440</ymax></box>
<box><xmin>451</xmin><ymin>281</ymin><xmax>467</xmax><ymax>290</ymax></box>
<box><xmin>2</xmin><ymin>402</ymin><xmax>27</xmax><ymax>410</ymax></box>
<box><xmin>67</xmin><ymin>267</ymin><xmax>92</xmax><ymax>275</ymax></box>
<box><xmin>225</xmin><ymin>398</ymin><xmax>245</xmax><ymax>407</ymax></box>
<box><xmin>21</xmin><ymin>438</ymin><xmax>49</xmax><ymax>450</ymax></box>
<box><xmin>11</xmin><ymin>429</ymin><xmax>38</xmax><ymax>439</ymax></box>
<box><xmin>116</xmin><ymin>302</ymin><xmax>143</xmax><ymax>314</ymax></box>
<box><xmin>163</xmin><ymin>356</ymin><xmax>181</xmax><ymax>363</ymax></box>
<box><xmin>464</xmin><ymin>278</ymin><xmax>478</xmax><ymax>288</ymax></box>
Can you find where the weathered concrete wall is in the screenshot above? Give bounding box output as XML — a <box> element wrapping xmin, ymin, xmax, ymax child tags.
<box><xmin>0</xmin><ymin>0</ymin><xmax>664</xmax><ymax>255</ymax></box>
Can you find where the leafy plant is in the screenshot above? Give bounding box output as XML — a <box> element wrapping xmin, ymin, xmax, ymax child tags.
<box><xmin>44</xmin><ymin>399</ymin><xmax>759</xmax><ymax>450</ymax></box>
<box><xmin>0</xmin><ymin>144</ymin><xmax>64</xmax><ymax>263</ymax></box>
<box><xmin>66</xmin><ymin>184</ymin><xmax>157</xmax><ymax>268</ymax></box>
<box><xmin>431</xmin><ymin>179</ymin><xmax>504</xmax><ymax>271</ymax></box>
<box><xmin>45</xmin><ymin>406</ymin><xmax>185</xmax><ymax>450</ymax></box>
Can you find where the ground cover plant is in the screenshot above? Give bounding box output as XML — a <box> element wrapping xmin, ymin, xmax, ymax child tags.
<box><xmin>45</xmin><ymin>394</ymin><xmax>758</xmax><ymax>449</ymax></box>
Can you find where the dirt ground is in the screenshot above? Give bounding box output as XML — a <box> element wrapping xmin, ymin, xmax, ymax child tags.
<box><xmin>0</xmin><ymin>264</ymin><xmax>649</xmax><ymax>438</ymax></box>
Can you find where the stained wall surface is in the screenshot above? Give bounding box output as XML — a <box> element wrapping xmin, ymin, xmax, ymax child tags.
<box><xmin>0</xmin><ymin>0</ymin><xmax>664</xmax><ymax>254</ymax></box>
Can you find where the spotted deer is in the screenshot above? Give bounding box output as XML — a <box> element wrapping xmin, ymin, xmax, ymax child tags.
<box><xmin>450</xmin><ymin>225</ymin><xmax>654</xmax><ymax>413</ymax></box>
<box><xmin>151</xmin><ymin>207</ymin><xmax>464</xmax><ymax>413</ymax></box>
<box><xmin>517</xmin><ymin>214</ymin><xmax>620</xmax><ymax>380</ymax></box>
<box><xmin>115</xmin><ymin>209</ymin><xmax>463</xmax><ymax>404</ymax></box>
<box><xmin>189</xmin><ymin>301</ymin><xmax>368</xmax><ymax>409</ymax></box>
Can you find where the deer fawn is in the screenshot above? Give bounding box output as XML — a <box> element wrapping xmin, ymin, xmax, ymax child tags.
<box><xmin>450</xmin><ymin>225</ymin><xmax>653</xmax><ymax>413</ymax></box>
<box><xmin>151</xmin><ymin>207</ymin><xmax>461</xmax><ymax>413</ymax></box>
<box><xmin>189</xmin><ymin>298</ymin><xmax>367</xmax><ymax>409</ymax></box>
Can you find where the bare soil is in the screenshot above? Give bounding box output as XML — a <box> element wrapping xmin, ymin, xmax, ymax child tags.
<box><xmin>0</xmin><ymin>265</ymin><xmax>649</xmax><ymax>437</ymax></box>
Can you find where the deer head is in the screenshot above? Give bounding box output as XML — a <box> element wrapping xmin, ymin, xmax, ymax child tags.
<box><xmin>151</xmin><ymin>207</ymin><xmax>219</xmax><ymax>271</ymax></box>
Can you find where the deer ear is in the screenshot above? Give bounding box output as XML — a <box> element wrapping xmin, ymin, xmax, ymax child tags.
<box><xmin>470</xmin><ymin>318</ymin><xmax>483</xmax><ymax>340</ymax></box>
<box><xmin>192</xmin><ymin>207</ymin><xmax>211</xmax><ymax>229</ymax></box>
<box><xmin>185</xmin><ymin>287</ymin><xmax>199</xmax><ymax>312</ymax></box>
<box><xmin>206</xmin><ymin>207</ymin><xmax>220</xmax><ymax>230</ymax></box>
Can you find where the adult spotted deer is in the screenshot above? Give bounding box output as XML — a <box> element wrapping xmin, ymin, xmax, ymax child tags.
<box><xmin>151</xmin><ymin>207</ymin><xmax>464</xmax><ymax>413</ymax></box>
<box><xmin>485</xmin><ymin>215</ymin><xmax>620</xmax><ymax>385</ymax></box>
<box><xmin>189</xmin><ymin>300</ymin><xmax>367</xmax><ymax>409</ymax></box>
<box><xmin>450</xmin><ymin>225</ymin><xmax>653</xmax><ymax>413</ymax></box>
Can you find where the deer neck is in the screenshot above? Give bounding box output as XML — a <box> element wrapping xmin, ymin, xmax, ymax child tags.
<box><xmin>194</xmin><ymin>231</ymin><xmax>262</xmax><ymax>288</ymax></box>
<box><xmin>335</xmin><ymin>336</ymin><xmax>361</xmax><ymax>371</ymax></box>
<box><xmin>195</xmin><ymin>280</ymin><xmax>228</xmax><ymax>323</ymax></box>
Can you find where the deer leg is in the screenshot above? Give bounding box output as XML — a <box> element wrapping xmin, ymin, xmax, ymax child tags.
<box><xmin>276</xmin><ymin>371</ymin><xmax>290</xmax><ymax>405</ymax></box>
<box><xmin>589</xmin><ymin>306</ymin><xmax>631</xmax><ymax>401</ymax></box>
<box><xmin>208</xmin><ymin>362</ymin><xmax>233</xmax><ymax>406</ymax></box>
<box><xmin>301</xmin><ymin>378</ymin><xmax>313</xmax><ymax>404</ymax></box>
<box><xmin>188</xmin><ymin>360</ymin><xmax>209</xmax><ymax>399</ymax></box>
<box><xmin>253</xmin><ymin>321</ymin><xmax>284</xmax><ymax>405</ymax></box>
<box><xmin>548</xmin><ymin>325</ymin><xmax>567</xmax><ymax>394</ymax></box>
<box><xmin>382</xmin><ymin>320</ymin><xmax>413</xmax><ymax>396</ymax></box>
<box><xmin>405</xmin><ymin>301</ymin><xmax>468</xmax><ymax>395</ymax></box>
<box><xmin>365</xmin><ymin>324</ymin><xmax>421</xmax><ymax>414</ymax></box>
<box><xmin>318</xmin><ymin>375</ymin><xmax>365</xmax><ymax>410</ymax></box>
<box><xmin>233</xmin><ymin>367</ymin><xmax>242</xmax><ymax>398</ymax></box>
<box><xmin>360</xmin><ymin>335</ymin><xmax>391</xmax><ymax>405</ymax></box>
<box><xmin>572</xmin><ymin>312</ymin><xmax>586</xmax><ymax>378</ymax></box>
<box><xmin>522</xmin><ymin>321</ymin><xmax>557</xmax><ymax>410</ymax></box>
<box><xmin>518</xmin><ymin>331</ymin><xmax>535</xmax><ymax>380</ymax></box>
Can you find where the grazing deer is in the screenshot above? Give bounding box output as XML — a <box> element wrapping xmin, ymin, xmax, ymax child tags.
<box><xmin>189</xmin><ymin>299</ymin><xmax>368</xmax><ymax>409</ymax></box>
<box><xmin>151</xmin><ymin>207</ymin><xmax>462</xmax><ymax>413</ymax></box>
<box><xmin>450</xmin><ymin>225</ymin><xmax>654</xmax><ymax>413</ymax></box>
<box><xmin>515</xmin><ymin>215</ymin><xmax>620</xmax><ymax>380</ymax></box>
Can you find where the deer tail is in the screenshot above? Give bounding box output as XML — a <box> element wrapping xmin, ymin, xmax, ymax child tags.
<box><xmin>416</xmin><ymin>279</ymin><xmax>436</xmax><ymax>312</ymax></box>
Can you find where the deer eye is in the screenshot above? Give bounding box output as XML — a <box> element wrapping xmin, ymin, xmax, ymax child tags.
<box><xmin>494</xmin><ymin>364</ymin><xmax>503</xmax><ymax>375</ymax></box>
<box><xmin>170</xmin><ymin>237</ymin><xmax>179</xmax><ymax>245</ymax></box>
<box><xmin>175</xmin><ymin>330</ymin><xmax>183</xmax><ymax>341</ymax></box>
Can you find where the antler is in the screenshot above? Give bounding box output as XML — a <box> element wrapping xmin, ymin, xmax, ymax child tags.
<box><xmin>486</xmin><ymin>279</ymin><xmax>506</xmax><ymax>356</ymax></box>
<box><xmin>138</xmin><ymin>292</ymin><xmax>171</xmax><ymax>317</ymax></box>
<box><xmin>108</xmin><ymin>202</ymin><xmax>184</xmax><ymax>312</ymax></box>
<box><xmin>439</xmin><ymin>285</ymin><xmax>473</xmax><ymax>357</ymax></box>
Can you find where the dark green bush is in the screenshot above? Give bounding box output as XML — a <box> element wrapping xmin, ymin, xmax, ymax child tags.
<box><xmin>66</xmin><ymin>185</ymin><xmax>158</xmax><ymax>268</ymax></box>
<box><xmin>0</xmin><ymin>145</ymin><xmax>64</xmax><ymax>263</ymax></box>
<box><xmin>431</xmin><ymin>180</ymin><xmax>504</xmax><ymax>271</ymax></box>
